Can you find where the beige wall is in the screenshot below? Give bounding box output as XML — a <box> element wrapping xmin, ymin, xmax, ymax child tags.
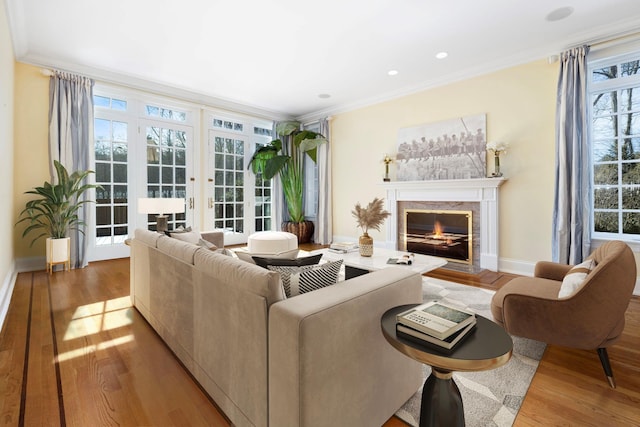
<box><xmin>13</xmin><ymin>63</ymin><xmax>50</xmax><ymax>258</ymax></box>
<box><xmin>1</xmin><ymin>0</ymin><xmax>16</xmax><ymax>312</ymax></box>
<box><xmin>331</xmin><ymin>60</ymin><xmax>559</xmax><ymax>266</ymax></box>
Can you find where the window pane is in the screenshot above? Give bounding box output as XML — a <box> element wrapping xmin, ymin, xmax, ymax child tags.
<box><xmin>622</xmin><ymin>187</ymin><xmax>640</xmax><ymax>209</ymax></box>
<box><xmin>175</xmin><ymin>167</ymin><xmax>186</xmax><ymax>185</ymax></box>
<box><xmin>225</xmin><ymin>154</ymin><xmax>234</xmax><ymax>169</ymax></box>
<box><xmin>175</xmin><ymin>149</ymin><xmax>186</xmax><ymax>166</ymax></box>
<box><xmin>620</xmin><ymin>112</ymin><xmax>640</xmax><ymax>136</ymax></box>
<box><xmin>96</xmin><ymin>186</ymin><xmax>111</xmax><ymax>204</ymax></box>
<box><xmin>593</xmin><ymin>163</ymin><xmax>618</xmax><ymax>185</ymax></box>
<box><xmin>594</xmin><ymin>187</ymin><xmax>618</xmax><ymax>209</ymax></box>
<box><xmin>593</xmin><ymin>140</ymin><xmax>617</xmax><ymax>162</ymax></box>
<box><xmin>111</xmin><ymin>99</ymin><xmax>127</xmax><ymax>111</ymax></box>
<box><xmin>623</xmin><ymin>212</ymin><xmax>640</xmax><ymax>234</ymax></box>
<box><xmin>113</xmin><ymin>164</ymin><xmax>127</xmax><ymax>183</ymax></box>
<box><xmin>592</xmin><ymin>92</ymin><xmax>617</xmax><ymax>115</ymax></box>
<box><xmin>225</xmin><ymin>171</ymin><xmax>234</xmax><ymax>186</ymax></box>
<box><xmin>95</xmin><ymin>119</ymin><xmax>111</xmax><ymax>142</ymax></box>
<box><xmin>592</xmin><ymin>116</ymin><xmax>617</xmax><ymax>139</ymax></box>
<box><xmin>147</xmin><ymin>147</ymin><xmax>160</xmax><ymax>164</ymax></box>
<box><xmin>96</xmin><ymin>163</ymin><xmax>111</xmax><ymax>182</ymax></box>
<box><xmin>94</xmin><ymin>96</ymin><xmax>110</xmax><ymax>108</ymax></box>
<box><xmin>96</xmin><ymin>206</ymin><xmax>111</xmax><ymax>226</ymax></box>
<box><xmin>95</xmin><ymin>141</ymin><xmax>111</xmax><ymax>161</ymax></box>
<box><xmin>114</xmin><ymin>185</ymin><xmax>127</xmax><ymax>203</ymax></box>
<box><xmin>620</xmin><ymin>87</ymin><xmax>640</xmax><ymax>111</ymax></box>
<box><xmin>148</xmin><ymin>166</ymin><xmax>159</xmax><ymax>183</ymax></box>
<box><xmin>113</xmin><ymin>121</ymin><xmax>127</xmax><ymax>142</ymax></box>
<box><xmin>592</xmin><ymin>65</ymin><xmax>617</xmax><ymax>82</ymax></box>
<box><xmin>162</xmin><ymin>148</ymin><xmax>174</xmax><ymax>165</ymax></box>
<box><xmin>162</xmin><ymin>166</ymin><xmax>174</xmax><ymax>184</ymax></box>
<box><xmin>114</xmin><ymin>206</ymin><xmax>127</xmax><ymax>224</ymax></box>
<box><xmin>113</xmin><ymin>143</ymin><xmax>127</xmax><ymax>162</ymax></box>
<box><xmin>622</xmin><ymin>162</ymin><xmax>640</xmax><ymax>184</ymax></box>
<box><xmin>594</xmin><ymin>211</ymin><xmax>618</xmax><ymax>233</ymax></box>
<box><xmin>215</xmin><ymin>153</ymin><xmax>224</xmax><ymax>169</ymax></box>
<box><xmin>621</xmin><ymin>61</ymin><xmax>640</xmax><ymax>77</ymax></box>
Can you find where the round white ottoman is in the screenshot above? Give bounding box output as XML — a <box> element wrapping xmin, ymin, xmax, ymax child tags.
<box><xmin>248</xmin><ymin>231</ymin><xmax>299</xmax><ymax>258</ymax></box>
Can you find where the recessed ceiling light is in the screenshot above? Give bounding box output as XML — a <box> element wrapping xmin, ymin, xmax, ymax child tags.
<box><xmin>435</xmin><ymin>52</ymin><xmax>448</xmax><ymax>59</ymax></box>
<box><xmin>546</xmin><ymin>6</ymin><xmax>574</xmax><ymax>22</ymax></box>
<box><xmin>388</xmin><ymin>69</ymin><xmax>399</xmax><ymax>76</ymax></box>
<box><xmin>318</xmin><ymin>93</ymin><xmax>331</xmax><ymax>99</ymax></box>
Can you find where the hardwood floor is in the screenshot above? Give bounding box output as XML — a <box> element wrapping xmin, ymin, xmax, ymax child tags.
<box><xmin>1</xmin><ymin>257</ymin><xmax>638</xmax><ymax>426</ymax></box>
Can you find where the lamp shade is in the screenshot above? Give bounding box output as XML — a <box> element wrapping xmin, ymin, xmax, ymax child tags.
<box><xmin>138</xmin><ymin>198</ymin><xmax>185</xmax><ymax>215</ymax></box>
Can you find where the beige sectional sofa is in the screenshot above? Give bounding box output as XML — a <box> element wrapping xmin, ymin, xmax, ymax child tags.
<box><xmin>130</xmin><ymin>228</ymin><xmax>422</xmax><ymax>427</ymax></box>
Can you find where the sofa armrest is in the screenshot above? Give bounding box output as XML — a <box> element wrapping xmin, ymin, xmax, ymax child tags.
<box><xmin>200</xmin><ymin>230</ymin><xmax>224</xmax><ymax>248</ymax></box>
<box><xmin>268</xmin><ymin>268</ymin><xmax>423</xmax><ymax>427</ymax></box>
<box><xmin>534</xmin><ymin>261</ymin><xmax>572</xmax><ymax>281</ymax></box>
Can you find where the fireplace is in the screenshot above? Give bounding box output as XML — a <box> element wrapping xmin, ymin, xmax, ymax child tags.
<box><xmin>404</xmin><ymin>209</ymin><xmax>472</xmax><ymax>264</ymax></box>
<box><xmin>383</xmin><ymin>178</ymin><xmax>505</xmax><ymax>271</ymax></box>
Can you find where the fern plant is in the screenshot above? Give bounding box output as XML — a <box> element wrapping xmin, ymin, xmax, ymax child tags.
<box><xmin>17</xmin><ymin>160</ymin><xmax>100</xmax><ymax>246</ymax></box>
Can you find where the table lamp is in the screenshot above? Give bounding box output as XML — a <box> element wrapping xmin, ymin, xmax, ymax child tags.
<box><xmin>138</xmin><ymin>197</ymin><xmax>185</xmax><ymax>233</ymax></box>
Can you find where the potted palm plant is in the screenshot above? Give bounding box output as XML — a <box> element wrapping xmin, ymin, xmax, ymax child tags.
<box><xmin>17</xmin><ymin>160</ymin><xmax>99</xmax><ymax>272</ymax></box>
<box><xmin>249</xmin><ymin>121</ymin><xmax>327</xmax><ymax>243</ymax></box>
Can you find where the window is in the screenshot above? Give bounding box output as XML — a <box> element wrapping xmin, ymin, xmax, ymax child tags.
<box><xmin>589</xmin><ymin>54</ymin><xmax>640</xmax><ymax>239</ymax></box>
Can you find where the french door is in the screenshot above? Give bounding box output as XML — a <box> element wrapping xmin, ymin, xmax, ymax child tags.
<box><xmin>140</xmin><ymin>120</ymin><xmax>195</xmax><ymax>231</ymax></box>
<box><xmin>206</xmin><ymin>129</ymin><xmax>272</xmax><ymax>245</ymax></box>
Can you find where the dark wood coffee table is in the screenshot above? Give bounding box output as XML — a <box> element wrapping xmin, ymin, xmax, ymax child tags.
<box><xmin>381</xmin><ymin>304</ymin><xmax>513</xmax><ymax>427</ymax></box>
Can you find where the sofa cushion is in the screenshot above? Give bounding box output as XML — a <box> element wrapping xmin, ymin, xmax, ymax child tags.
<box><xmin>168</xmin><ymin>229</ymin><xmax>201</xmax><ymax>245</ymax></box>
<box><xmin>252</xmin><ymin>253</ymin><xmax>322</xmax><ymax>269</ymax></box>
<box><xmin>268</xmin><ymin>259</ymin><xmax>343</xmax><ymax>298</ymax></box>
<box><xmin>197</xmin><ymin>238</ymin><xmax>218</xmax><ymax>250</ymax></box>
<box><xmin>157</xmin><ymin>235</ymin><xmax>201</xmax><ymax>265</ymax></box>
<box><xmin>558</xmin><ymin>259</ymin><xmax>596</xmax><ymax>298</ymax></box>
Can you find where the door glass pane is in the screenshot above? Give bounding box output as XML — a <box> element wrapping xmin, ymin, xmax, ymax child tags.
<box><xmin>145</xmin><ymin>125</ymin><xmax>189</xmax><ymax>231</ymax></box>
<box><xmin>94</xmin><ymin>117</ymin><xmax>128</xmax><ymax>246</ymax></box>
<box><xmin>213</xmin><ymin>135</ymin><xmax>245</xmax><ymax>234</ymax></box>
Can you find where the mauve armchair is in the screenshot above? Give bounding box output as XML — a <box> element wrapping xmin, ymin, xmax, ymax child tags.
<box><xmin>491</xmin><ymin>240</ymin><xmax>636</xmax><ymax>388</ymax></box>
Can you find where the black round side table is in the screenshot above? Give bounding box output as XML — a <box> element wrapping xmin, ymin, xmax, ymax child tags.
<box><xmin>381</xmin><ymin>304</ymin><xmax>513</xmax><ymax>427</ymax></box>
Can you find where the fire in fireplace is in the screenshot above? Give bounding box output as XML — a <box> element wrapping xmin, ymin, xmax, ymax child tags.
<box><xmin>404</xmin><ymin>209</ymin><xmax>472</xmax><ymax>264</ymax></box>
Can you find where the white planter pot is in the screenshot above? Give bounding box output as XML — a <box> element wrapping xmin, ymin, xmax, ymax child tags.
<box><xmin>46</xmin><ymin>237</ymin><xmax>71</xmax><ymax>273</ymax></box>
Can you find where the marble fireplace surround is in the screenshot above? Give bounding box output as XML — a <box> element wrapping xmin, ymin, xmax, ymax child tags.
<box><xmin>382</xmin><ymin>178</ymin><xmax>506</xmax><ymax>271</ymax></box>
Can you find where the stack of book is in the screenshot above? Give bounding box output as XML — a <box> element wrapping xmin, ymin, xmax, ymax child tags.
<box><xmin>395</xmin><ymin>300</ymin><xmax>477</xmax><ymax>352</ymax></box>
<box><xmin>328</xmin><ymin>242</ymin><xmax>359</xmax><ymax>253</ymax></box>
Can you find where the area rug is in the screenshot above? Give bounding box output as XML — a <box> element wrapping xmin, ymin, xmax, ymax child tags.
<box><xmin>394</xmin><ymin>277</ymin><xmax>546</xmax><ymax>427</ymax></box>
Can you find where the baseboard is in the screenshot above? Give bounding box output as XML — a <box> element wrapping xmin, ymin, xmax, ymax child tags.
<box><xmin>0</xmin><ymin>261</ymin><xmax>18</xmax><ymax>334</ymax></box>
<box><xmin>15</xmin><ymin>256</ymin><xmax>45</xmax><ymax>273</ymax></box>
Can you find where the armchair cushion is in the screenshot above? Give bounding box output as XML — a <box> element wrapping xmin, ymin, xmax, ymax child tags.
<box><xmin>558</xmin><ymin>259</ymin><xmax>596</xmax><ymax>298</ymax></box>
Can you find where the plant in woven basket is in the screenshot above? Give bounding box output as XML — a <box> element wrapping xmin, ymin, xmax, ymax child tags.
<box><xmin>352</xmin><ymin>198</ymin><xmax>391</xmax><ymax>256</ymax></box>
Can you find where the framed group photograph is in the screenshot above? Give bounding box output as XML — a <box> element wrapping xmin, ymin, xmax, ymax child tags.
<box><xmin>396</xmin><ymin>114</ymin><xmax>487</xmax><ymax>181</ymax></box>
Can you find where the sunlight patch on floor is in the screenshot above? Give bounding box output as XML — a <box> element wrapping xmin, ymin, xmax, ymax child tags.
<box><xmin>63</xmin><ymin>296</ymin><xmax>133</xmax><ymax>341</ymax></box>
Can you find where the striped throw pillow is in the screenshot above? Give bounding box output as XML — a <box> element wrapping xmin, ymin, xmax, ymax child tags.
<box><xmin>269</xmin><ymin>260</ymin><xmax>343</xmax><ymax>298</ymax></box>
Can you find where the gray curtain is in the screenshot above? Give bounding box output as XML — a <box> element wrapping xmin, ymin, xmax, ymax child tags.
<box><xmin>272</xmin><ymin>121</ymin><xmax>284</xmax><ymax>229</ymax></box>
<box><xmin>315</xmin><ymin>117</ymin><xmax>332</xmax><ymax>244</ymax></box>
<box><xmin>49</xmin><ymin>71</ymin><xmax>95</xmax><ymax>269</ymax></box>
<box><xmin>552</xmin><ymin>45</ymin><xmax>590</xmax><ymax>264</ymax></box>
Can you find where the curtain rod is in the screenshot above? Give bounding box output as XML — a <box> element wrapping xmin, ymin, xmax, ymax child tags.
<box><xmin>588</xmin><ymin>31</ymin><xmax>640</xmax><ymax>52</ymax></box>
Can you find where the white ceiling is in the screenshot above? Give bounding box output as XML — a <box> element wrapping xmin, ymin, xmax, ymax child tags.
<box><xmin>6</xmin><ymin>0</ymin><xmax>640</xmax><ymax>119</ymax></box>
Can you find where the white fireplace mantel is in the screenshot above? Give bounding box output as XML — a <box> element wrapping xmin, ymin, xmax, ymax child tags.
<box><xmin>382</xmin><ymin>178</ymin><xmax>506</xmax><ymax>271</ymax></box>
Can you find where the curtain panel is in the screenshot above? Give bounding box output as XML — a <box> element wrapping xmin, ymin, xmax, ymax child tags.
<box><xmin>49</xmin><ymin>71</ymin><xmax>95</xmax><ymax>269</ymax></box>
<box><xmin>552</xmin><ymin>45</ymin><xmax>590</xmax><ymax>264</ymax></box>
<box><xmin>315</xmin><ymin>117</ymin><xmax>332</xmax><ymax>244</ymax></box>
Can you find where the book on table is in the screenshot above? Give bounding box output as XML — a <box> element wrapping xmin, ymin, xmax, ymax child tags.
<box><xmin>396</xmin><ymin>300</ymin><xmax>476</xmax><ymax>340</ymax></box>
<box><xmin>396</xmin><ymin>321</ymin><xmax>476</xmax><ymax>352</ymax></box>
<box><xmin>328</xmin><ymin>242</ymin><xmax>359</xmax><ymax>253</ymax></box>
<box><xmin>387</xmin><ymin>253</ymin><xmax>414</xmax><ymax>265</ymax></box>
